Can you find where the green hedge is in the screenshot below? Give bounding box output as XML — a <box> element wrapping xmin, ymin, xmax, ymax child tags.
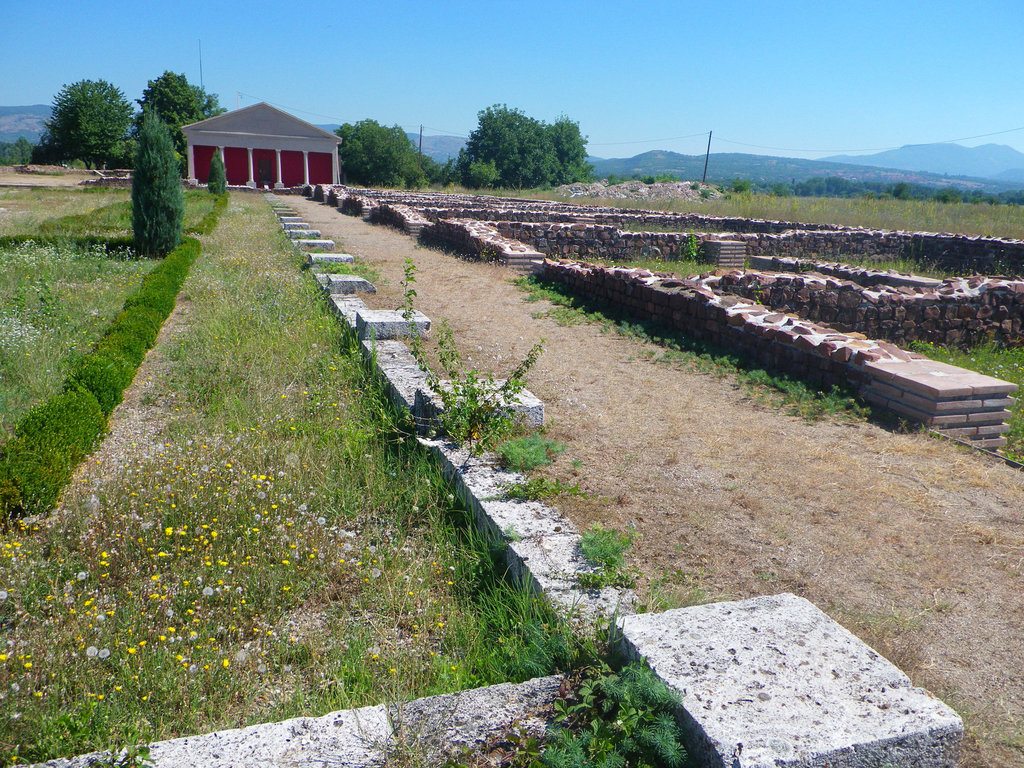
<box><xmin>0</xmin><ymin>195</ymin><xmax>227</xmax><ymax>518</ymax></box>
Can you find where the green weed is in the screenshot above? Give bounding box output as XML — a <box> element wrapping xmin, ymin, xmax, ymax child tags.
<box><xmin>497</xmin><ymin>435</ymin><xmax>566</xmax><ymax>472</ymax></box>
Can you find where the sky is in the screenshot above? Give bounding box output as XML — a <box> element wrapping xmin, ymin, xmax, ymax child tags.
<box><xmin>3</xmin><ymin>0</ymin><xmax>1024</xmax><ymax>160</ymax></box>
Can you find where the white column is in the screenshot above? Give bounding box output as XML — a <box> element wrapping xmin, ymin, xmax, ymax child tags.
<box><xmin>302</xmin><ymin>150</ymin><xmax>309</xmax><ymax>186</ymax></box>
<box><xmin>332</xmin><ymin>147</ymin><xmax>340</xmax><ymax>185</ymax></box>
<box><xmin>246</xmin><ymin>147</ymin><xmax>255</xmax><ymax>188</ymax></box>
<box><xmin>274</xmin><ymin>149</ymin><xmax>284</xmax><ymax>189</ymax></box>
<box><xmin>186</xmin><ymin>140</ymin><xmax>195</xmax><ymax>183</ymax></box>
<box><xmin>218</xmin><ymin>146</ymin><xmax>225</xmax><ymax>162</ymax></box>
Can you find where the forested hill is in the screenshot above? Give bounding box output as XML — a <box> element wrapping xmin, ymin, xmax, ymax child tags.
<box><xmin>587</xmin><ymin>150</ymin><xmax>1020</xmax><ymax>192</ymax></box>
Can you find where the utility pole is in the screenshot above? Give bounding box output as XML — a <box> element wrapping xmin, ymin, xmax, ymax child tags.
<box><xmin>418</xmin><ymin>125</ymin><xmax>423</xmax><ymax>170</ymax></box>
<box><xmin>198</xmin><ymin>39</ymin><xmax>204</xmax><ymax>89</ymax></box>
<box><xmin>702</xmin><ymin>130</ymin><xmax>712</xmax><ymax>184</ymax></box>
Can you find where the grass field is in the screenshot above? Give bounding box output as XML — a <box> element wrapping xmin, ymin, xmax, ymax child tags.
<box><xmin>0</xmin><ymin>241</ymin><xmax>157</xmax><ymax>438</ymax></box>
<box><xmin>0</xmin><ymin>194</ymin><xmax>577</xmax><ymax>765</ymax></box>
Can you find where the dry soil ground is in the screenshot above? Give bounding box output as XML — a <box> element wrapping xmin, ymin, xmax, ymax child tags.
<box><xmin>292</xmin><ymin>194</ymin><xmax>1024</xmax><ymax>767</ymax></box>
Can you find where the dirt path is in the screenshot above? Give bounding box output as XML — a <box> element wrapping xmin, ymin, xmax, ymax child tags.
<box><xmin>294</xmin><ymin>196</ymin><xmax>1024</xmax><ymax>766</ymax></box>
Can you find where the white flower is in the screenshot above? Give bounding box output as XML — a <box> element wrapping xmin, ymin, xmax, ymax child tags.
<box><xmin>86</xmin><ymin>646</ymin><xmax>98</xmax><ymax>658</ymax></box>
<box><xmin>202</xmin><ymin>586</ymin><xmax>214</xmax><ymax>597</ymax></box>
<box><xmin>98</xmin><ymin>648</ymin><xmax>110</xmax><ymax>659</ymax></box>
<box><xmin>0</xmin><ymin>591</ymin><xmax>8</xmax><ymax>601</ymax></box>
<box><xmin>76</xmin><ymin>572</ymin><xmax>87</xmax><ymax>581</ymax></box>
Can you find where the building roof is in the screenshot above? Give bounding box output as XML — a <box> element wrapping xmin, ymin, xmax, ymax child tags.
<box><xmin>182</xmin><ymin>102</ymin><xmax>341</xmax><ymax>144</ymax></box>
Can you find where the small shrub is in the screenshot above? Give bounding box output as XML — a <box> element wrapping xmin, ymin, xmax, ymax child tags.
<box><xmin>497</xmin><ymin>434</ymin><xmax>565</xmax><ymax>472</ymax></box>
<box><xmin>541</xmin><ymin>662</ymin><xmax>690</xmax><ymax>768</ymax></box>
<box><xmin>207</xmin><ymin>153</ymin><xmax>227</xmax><ymax>195</ymax></box>
<box><xmin>0</xmin><ymin>387</ymin><xmax>105</xmax><ymax>516</ymax></box>
<box><xmin>578</xmin><ymin>524</ymin><xmax>638</xmax><ymax>589</ymax></box>
<box><xmin>65</xmin><ymin>354</ymin><xmax>135</xmax><ymax>414</ymax></box>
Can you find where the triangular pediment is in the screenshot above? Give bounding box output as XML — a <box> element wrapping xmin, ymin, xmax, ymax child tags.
<box><xmin>182</xmin><ymin>102</ymin><xmax>340</xmax><ymax>142</ymax></box>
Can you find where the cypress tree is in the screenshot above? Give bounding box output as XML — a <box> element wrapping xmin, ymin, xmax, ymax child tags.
<box><xmin>207</xmin><ymin>151</ymin><xmax>227</xmax><ymax>194</ymax></box>
<box><xmin>132</xmin><ymin>111</ymin><xmax>184</xmax><ymax>257</ymax></box>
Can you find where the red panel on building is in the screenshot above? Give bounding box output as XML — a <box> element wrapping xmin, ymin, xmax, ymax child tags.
<box><xmin>224</xmin><ymin>147</ymin><xmax>249</xmax><ymax>186</ymax></box>
<box><xmin>251</xmin><ymin>148</ymin><xmax>277</xmax><ymax>188</ymax></box>
<box><xmin>192</xmin><ymin>145</ymin><xmax>217</xmax><ymax>184</ymax></box>
<box><xmin>281</xmin><ymin>150</ymin><xmax>304</xmax><ymax>187</ymax></box>
<box><xmin>308</xmin><ymin>152</ymin><xmax>333</xmax><ymax>185</ymax></box>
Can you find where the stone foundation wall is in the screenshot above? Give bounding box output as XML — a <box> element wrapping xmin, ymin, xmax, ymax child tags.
<box><xmin>540</xmin><ymin>259</ymin><xmax>1016</xmax><ymax>448</ymax></box>
<box><xmin>420</xmin><ymin>218</ymin><xmax>543</xmax><ymax>273</ymax></box>
<box><xmin>707</xmin><ymin>270</ymin><xmax>1024</xmax><ymax>348</ymax></box>
<box><xmin>330</xmin><ymin>188</ymin><xmax>1024</xmax><ymax>273</ymax></box>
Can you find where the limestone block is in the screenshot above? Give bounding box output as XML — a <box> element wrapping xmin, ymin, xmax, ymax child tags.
<box><xmin>356</xmin><ymin>309</ymin><xmax>430</xmax><ymax>341</ymax></box>
<box><xmin>306</xmin><ymin>252</ymin><xmax>355</xmax><ymax>267</ymax></box>
<box><xmin>279</xmin><ymin>216</ymin><xmax>303</xmax><ymax>223</ymax></box>
<box><xmin>296</xmin><ymin>239</ymin><xmax>335</xmax><ymax>251</ymax></box>
<box><xmin>283</xmin><ymin>222</ymin><xmax>310</xmax><ymax>230</ymax></box>
<box><xmin>288</xmin><ymin>229</ymin><xmax>322</xmax><ymax>239</ymax></box>
<box><xmin>322</xmin><ymin>274</ymin><xmax>376</xmax><ymax>296</ymax></box>
<box><xmin>616</xmin><ymin>593</ymin><xmax>963</xmax><ymax>768</ymax></box>
<box><xmin>415</xmin><ymin>380</ymin><xmax>543</xmax><ymax>430</ymax></box>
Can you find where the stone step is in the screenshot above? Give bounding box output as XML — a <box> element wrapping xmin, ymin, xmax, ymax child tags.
<box><xmin>288</xmin><ymin>229</ymin><xmax>321</xmax><ymax>239</ymax></box>
<box><xmin>616</xmin><ymin>593</ymin><xmax>963</xmax><ymax>768</ymax></box>
<box><xmin>355</xmin><ymin>309</ymin><xmax>430</xmax><ymax>341</ymax></box>
<box><xmin>305</xmin><ymin>252</ymin><xmax>355</xmax><ymax>266</ymax></box>
<box><xmin>316</xmin><ymin>273</ymin><xmax>376</xmax><ymax>295</ymax></box>
<box><xmin>295</xmin><ymin>239</ymin><xmax>335</xmax><ymax>251</ymax></box>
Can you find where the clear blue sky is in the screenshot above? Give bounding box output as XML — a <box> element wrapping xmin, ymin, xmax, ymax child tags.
<box><xmin>3</xmin><ymin>0</ymin><xmax>1023</xmax><ymax>159</ymax></box>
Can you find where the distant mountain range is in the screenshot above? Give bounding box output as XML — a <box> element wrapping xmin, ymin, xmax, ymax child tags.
<box><xmin>587</xmin><ymin>146</ymin><xmax>1024</xmax><ymax>192</ymax></box>
<box><xmin>824</xmin><ymin>143</ymin><xmax>1024</xmax><ymax>184</ymax></box>
<box><xmin>0</xmin><ymin>105</ymin><xmax>49</xmax><ymax>142</ymax></box>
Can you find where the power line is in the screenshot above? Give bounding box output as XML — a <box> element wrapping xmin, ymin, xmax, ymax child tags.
<box><xmin>589</xmin><ymin>131</ymin><xmax>708</xmax><ymax>147</ymax></box>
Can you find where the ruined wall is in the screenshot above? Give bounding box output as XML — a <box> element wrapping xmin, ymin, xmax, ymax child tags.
<box><xmin>539</xmin><ymin>259</ymin><xmax>1016</xmax><ymax>448</ymax></box>
<box><xmin>707</xmin><ymin>270</ymin><xmax>1024</xmax><ymax>348</ymax></box>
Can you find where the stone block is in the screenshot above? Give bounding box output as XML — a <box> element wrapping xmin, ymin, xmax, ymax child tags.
<box><xmin>306</xmin><ymin>253</ymin><xmax>355</xmax><ymax>267</ymax></box>
<box><xmin>288</xmin><ymin>229</ymin><xmax>322</xmax><ymax>239</ymax></box>
<box><xmin>415</xmin><ymin>380</ymin><xmax>544</xmax><ymax>431</ymax></box>
<box><xmin>296</xmin><ymin>239</ymin><xmax>335</xmax><ymax>251</ymax></box>
<box><xmin>278</xmin><ymin>216</ymin><xmax>303</xmax><ymax>223</ymax></box>
<box><xmin>323</xmin><ymin>274</ymin><xmax>376</xmax><ymax>296</ymax></box>
<box><xmin>616</xmin><ymin>593</ymin><xmax>962</xmax><ymax>768</ymax></box>
<box><xmin>356</xmin><ymin>309</ymin><xmax>430</xmax><ymax>341</ymax></box>
<box><xmin>283</xmin><ymin>222</ymin><xmax>310</xmax><ymax>230</ymax></box>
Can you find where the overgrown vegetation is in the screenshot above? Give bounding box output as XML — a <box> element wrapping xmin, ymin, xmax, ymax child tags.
<box><xmin>402</xmin><ymin>258</ymin><xmax>544</xmax><ymax>452</ymax></box>
<box><xmin>578</xmin><ymin>524</ymin><xmax>638</xmax><ymax>590</ymax></box>
<box><xmin>538</xmin><ymin>662</ymin><xmax>691</xmax><ymax>768</ymax></box>
<box><xmin>0</xmin><ymin>195</ymin><xmax>582</xmax><ymax>765</ymax></box>
<box><xmin>497</xmin><ymin>435</ymin><xmax>566</xmax><ymax>472</ymax></box>
<box><xmin>0</xmin><ymin>241</ymin><xmax>156</xmax><ymax>436</ymax></box>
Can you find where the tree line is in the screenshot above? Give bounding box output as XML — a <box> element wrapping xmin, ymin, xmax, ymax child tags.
<box><xmin>24</xmin><ymin>72</ymin><xmax>224</xmax><ymax>171</ymax></box>
<box><xmin>337</xmin><ymin>104</ymin><xmax>593</xmax><ymax>190</ymax></box>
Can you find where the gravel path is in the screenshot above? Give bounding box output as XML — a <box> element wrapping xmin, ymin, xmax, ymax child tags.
<box><xmin>292</xmin><ymin>196</ymin><xmax>1024</xmax><ymax>766</ymax></box>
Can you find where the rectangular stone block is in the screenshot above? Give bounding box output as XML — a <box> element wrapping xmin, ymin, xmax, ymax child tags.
<box><xmin>282</xmin><ymin>222</ymin><xmax>310</xmax><ymax>230</ymax></box>
<box><xmin>616</xmin><ymin>594</ymin><xmax>962</xmax><ymax>768</ymax></box>
<box><xmin>296</xmin><ymin>239</ymin><xmax>335</xmax><ymax>251</ymax></box>
<box><xmin>288</xmin><ymin>229</ymin><xmax>322</xmax><ymax>239</ymax></box>
<box><xmin>415</xmin><ymin>380</ymin><xmax>544</xmax><ymax>431</ymax></box>
<box><xmin>322</xmin><ymin>274</ymin><xmax>376</xmax><ymax>296</ymax></box>
<box><xmin>305</xmin><ymin>253</ymin><xmax>355</xmax><ymax>267</ymax></box>
<box><xmin>355</xmin><ymin>309</ymin><xmax>430</xmax><ymax>341</ymax></box>
<box><xmin>278</xmin><ymin>216</ymin><xmax>303</xmax><ymax>223</ymax></box>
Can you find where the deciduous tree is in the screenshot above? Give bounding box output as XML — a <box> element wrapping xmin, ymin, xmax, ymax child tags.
<box><xmin>335</xmin><ymin>119</ymin><xmax>425</xmax><ymax>188</ymax></box>
<box><xmin>458</xmin><ymin>105</ymin><xmax>592</xmax><ymax>189</ymax></box>
<box><xmin>45</xmin><ymin>79</ymin><xmax>133</xmax><ymax>168</ymax></box>
<box><xmin>136</xmin><ymin>71</ymin><xmax>225</xmax><ymax>164</ymax></box>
